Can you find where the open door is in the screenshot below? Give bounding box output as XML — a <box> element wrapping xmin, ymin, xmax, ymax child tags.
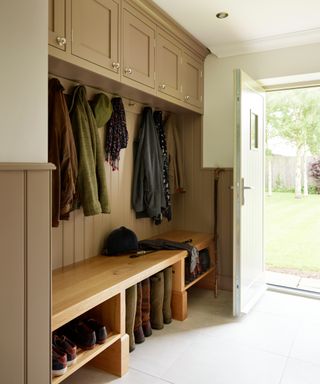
<box><xmin>233</xmin><ymin>69</ymin><xmax>266</xmax><ymax>317</ymax></box>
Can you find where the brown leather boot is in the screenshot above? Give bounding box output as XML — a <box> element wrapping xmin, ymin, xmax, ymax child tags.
<box><xmin>150</xmin><ymin>271</ymin><xmax>164</xmax><ymax>330</ymax></box>
<box><xmin>134</xmin><ymin>282</ymin><xmax>145</xmax><ymax>344</ymax></box>
<box><xmin>125</xmin><ymin>285</ymin><xmax>137</xmax><ymax>352</ymax></box>
<box><xmin>163</xmin><ymin>266</ymin><xmax>172</xmax><ymax>324</ymax></box>
<box><xmin>141</xmin><ymin>278</ymin><xmax>152</xmax><ymax>337</ymax></box>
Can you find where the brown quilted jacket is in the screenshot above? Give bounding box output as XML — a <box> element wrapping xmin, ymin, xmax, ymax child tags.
<box><xmin>48</xmin><ymin>78</ymin><xmax>78</xmax><ymax>227</ymax></box>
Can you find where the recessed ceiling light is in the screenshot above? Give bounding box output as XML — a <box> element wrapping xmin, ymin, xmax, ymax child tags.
<box><xmin>216</xmin><ymin>12</ymin><xmax>229</xmax><ymax>19</ymax></box>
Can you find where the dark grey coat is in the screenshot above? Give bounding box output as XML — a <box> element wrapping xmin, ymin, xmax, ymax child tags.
<box><xmin>132</xmin><ymin>107</ymin><xmax>166</xmax><ymax>219</ymax></box>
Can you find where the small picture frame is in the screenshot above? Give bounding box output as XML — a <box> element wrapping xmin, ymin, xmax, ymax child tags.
<box><xmin>250</xmin><ymin>111</ymin><xmax>258</xmax><ymax>150</ymax></box>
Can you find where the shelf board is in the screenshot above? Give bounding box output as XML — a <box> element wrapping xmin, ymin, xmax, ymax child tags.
<box><xmin>52</xmin><ymin>332</ymin><xmax>121</xmax><ymax>384</ymax></box>
<box><xmin>184</xmin><ymin>266</ymin><xmax>214</xmax><ymax>290</ymax></box>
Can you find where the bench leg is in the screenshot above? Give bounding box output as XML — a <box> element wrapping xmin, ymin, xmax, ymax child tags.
<box><xmin>171</xmin><ymin>290</ymin><xmax>187</xmax><ymax>321</ymax></box>
<box><xmin>90</xmin><ymin>334</ymin><xmax>129</xmax><ymax>377</ymax></box>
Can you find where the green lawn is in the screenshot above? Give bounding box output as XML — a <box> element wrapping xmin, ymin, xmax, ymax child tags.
<box><xmin>265</xmin><ymin>192</ymin><xmax>320</xmax><ymax>275</ymax></box>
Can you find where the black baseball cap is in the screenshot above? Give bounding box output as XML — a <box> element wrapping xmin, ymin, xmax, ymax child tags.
<box><xmin>102</xmin><ymin>226</ymin><xmax>138</xmax><ymax>255</ymax></box>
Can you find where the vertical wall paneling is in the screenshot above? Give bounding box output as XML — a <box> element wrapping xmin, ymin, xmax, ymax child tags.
<box><xmin>51</xmin><ymin>76</ymin><xmax>218</xmax><ymax>272</ymax></box>
<box><xmin>0</xmin><ymin>165</ymin><xmax>53</xmax><ymax>384</ymax></box>
<box><xmin>50</xmin><ymin>76</ymin><xmax>177</xmax><ymax>268</ymax></box>
<box><xmin>216</xmin><ymin>170</ymin><xmax>233</xmax><ymax>290</ymax></box>
<box><xmin>62</xmin><ymin>212</ymin><xmax>75</xmax><ymax>266</ymax></box>
<box><xmin>175</xmin><ymin>114</ymin><xmax>215</xmax><ymax>234</ymax></box>
<box><xmin>0</xmin><ymin>171</ymin><xmax>25</xmax><ymax>383</ymax></box>
<box><xmin>84</xmin><ymin>216</ymin><xmax>95</xmax><ymax>260</ymax></box>
<box><xmin>74</xmin><ymin>208</ymin><xmax>85</xmax><ymax>263</ymax></box>
<box><xmin>52</xmin><ymin>225</ymin><xmax>63</xmax><ymax>269</ymax></box>
<box><xmin>26</xmin><ymin>170</ymin><xmax>51</xmax><ymax>384</ymax></box>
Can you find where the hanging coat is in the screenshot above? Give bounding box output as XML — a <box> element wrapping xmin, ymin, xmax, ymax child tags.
<box><xmin>132</xmin><ymin>107</ymin><xmax>166</xmax><ymax>220</ymax></box>
<box><xmin>153</xmin><ymin>111</ymin><xmax>171</xmax><ymax>222</ymax></box>
<box><xmin>165</xmin><ymin>114</ymin><xmax>186</xmax><ymax>194</ymax></box>
<box><xmin>48</xmin><ymin>78</ymin><xmax>78</xmax><ymax>227</ymax></box>
<box><xmin>69</xmin><ymin>85</ymin><xmax>110</xmax><ymax>216</ymax></box>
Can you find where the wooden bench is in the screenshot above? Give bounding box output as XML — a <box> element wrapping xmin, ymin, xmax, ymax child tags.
<box><xmin>52</xmin><ymin>230</ymin><xmax>216</xmax><ymax>383</ymax></box>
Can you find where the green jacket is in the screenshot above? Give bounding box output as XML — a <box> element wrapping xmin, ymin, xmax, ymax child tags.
<box><xmin>69</xmin><ymin>85</ymin><xmax>110</xmax><ymax>216</ymax></box>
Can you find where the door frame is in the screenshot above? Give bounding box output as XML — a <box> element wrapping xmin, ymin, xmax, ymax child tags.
<box><xmin>263</xmin><ymin>79</ymin><xmax>320</xmax><ymax>296</ymax></box>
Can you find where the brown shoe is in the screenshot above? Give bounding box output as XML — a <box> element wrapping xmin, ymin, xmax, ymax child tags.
<box><xmin>134</xmin><ymin>282</ymin><xmax>145</xmax><ymax>344</ymax></box>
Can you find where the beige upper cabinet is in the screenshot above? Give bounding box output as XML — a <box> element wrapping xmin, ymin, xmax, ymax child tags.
<box><xmin>48</xmin><ymin>0</ymin><xmax>206</xmax><ymax>112</ymax></box>
<box><xmin>122</xmin><ymin>3</ymin><xmax>155</xmax><ymax>90</ymax></box>
<box><xmin>71</xmin><ymin>0</ymin><xmax>120</xmax><ymax>75</ymax></box>
<box><xmin>49</xmin><ymin>0</ymin><xmax>66</xmax><ymax>50</ymax></box>
<box><xmin>182</xmin><ymin>51</ymin><xmax>204</xmax><ymax>109</ymax></box>
<box><xmin>156</xmin><ymin>29</ymin><xmax>182</xmax><ymax>101</ymax></box>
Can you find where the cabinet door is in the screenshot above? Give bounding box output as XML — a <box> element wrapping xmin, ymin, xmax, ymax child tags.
<box><xmin>72</xmin><ymin>0</ymin><xmax>120</xmax><ymax>74</ymax></box>
<box><xmin>122</xmin><ymin>6</ymin><xmax>155</xmax><ymax>89</ymax></box>
<box><xmin>157</xmin><ymin>30</ymin><xmax>182</xmax><ymax>100</ymax></box>
<box><xmin>182</xmin><ymin>51</ymin><xmax>203</xmax><ymax>109</ymax></box>
<box><xmin>49</xmin><ymin>0</ymin><xmax>66</xmax><ymax>50</ymax></box>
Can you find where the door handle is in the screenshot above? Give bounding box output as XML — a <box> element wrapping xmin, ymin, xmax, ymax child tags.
<box><xmin>241</xmin><ymin>178</ymin><xmax>253</xmax><ymax>205</ymax></box>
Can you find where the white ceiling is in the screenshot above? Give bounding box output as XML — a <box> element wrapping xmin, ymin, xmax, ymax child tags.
<box><xmin>153</xmin><ymin>0</ymin><xmax>320</xmax><ymax>57</ymax></box>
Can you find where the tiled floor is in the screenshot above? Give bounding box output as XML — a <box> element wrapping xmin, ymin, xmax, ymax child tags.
<box><xmin>266</xmin><ymin>270</ymin><xmax>320</xmax><ymax>293</ymax></box>
<box><xmin>63</xmin><ymin>288</ymin><xmax>320</xmax><ymax>384</ymax></box>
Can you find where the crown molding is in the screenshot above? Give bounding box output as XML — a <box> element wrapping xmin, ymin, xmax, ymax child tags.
<box><xmin>210</xmin><ymin>28</ymin><xmax>320</xmax><ymax>58</ymax></box>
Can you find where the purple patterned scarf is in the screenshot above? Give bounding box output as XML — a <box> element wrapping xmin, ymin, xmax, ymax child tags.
<box><xmin>105</xmin><ymin>97</ymin><xmax>128</xmax><ymax>170</ymax></box>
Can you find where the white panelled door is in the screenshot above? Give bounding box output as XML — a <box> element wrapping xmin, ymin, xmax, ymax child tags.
<box><xmin>233</xmin><ymin>69</ymin><xmax>266</xmax><ymax>317</ymax></box>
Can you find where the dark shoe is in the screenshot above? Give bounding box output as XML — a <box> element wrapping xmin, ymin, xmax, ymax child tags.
<box><xmin>142</xmin><ymin>320</ymin><xmax>152</xmax><ymax>337</ymax></box>
<box><xmin>52</xmin><ymin>334</ymin><xmax>77</xmax><ymax>366</ymax></box>
<box><xmin>134</xmin><ymin>325</ymin><xmax>145</xmax><ymax>344</ymax></box>
<box><xmin>84</xmin><ymin>318</ymin><xmax>107</xmax><ymax>344</ymax></box>
<box><xmin>163</xmin><ymin>267</ymin><xmax>172</xmax><ymax>324</ymax></box>
<box><xmin>66</xmin><ymin>321</ymin><xmax>96</xmax><ymax>350</ymax></box>
<box><xmin>150</xmin><ymin>272</ymin><xmax>164</xmax><ymax>330</ymax></box>
<box><xmin>52</xmin><ymin>345</ymin><xmax>67</xmax><ymax>376</ymax></box>
<box><xmin>199</xmin><ymin>248</ymin><xmax>211</xmax><ymax>272</ymax></box>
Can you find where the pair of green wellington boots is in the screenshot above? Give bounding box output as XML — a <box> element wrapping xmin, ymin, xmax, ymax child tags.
<box><xmin>125</xmin><ymin>267</ymin><xmax>173</xmax><ymax>352</ymax></box>
<box><xmin>150</xmin><ymin>267</ymin><xmax>173</xmax><ymax>329</ymax></box>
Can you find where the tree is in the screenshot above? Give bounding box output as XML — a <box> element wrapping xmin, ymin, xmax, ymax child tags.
<box><xmin>267</xmin><ymin>88</ymin><xmax>320</xmax><ymax>198</ymax></box>
<box><xmin>310</xmin><ymin>159</ymin><xmax>320</xmax><ymax>193</ymax></box>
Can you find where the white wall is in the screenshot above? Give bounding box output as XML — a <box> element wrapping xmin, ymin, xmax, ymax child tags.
<box><xmin>0</xmin><ymin>0</ymin><xmax>48</xmax><ymax>162</ymax></box>
<box><xmin>203</xmin><ymin>43</ymin><xmax>320</xmax><ymax>168</ymax></box>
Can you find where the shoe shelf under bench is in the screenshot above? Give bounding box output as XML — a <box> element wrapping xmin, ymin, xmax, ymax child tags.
<box><xmin>51</xmin><ymin>230</ymin><xmax>216</xmax><ymax>381</ymax></box>
<box><xmin>52</xmin><ymin>332</ymin><xmax>121</xmax><ymax>384</ymax></box>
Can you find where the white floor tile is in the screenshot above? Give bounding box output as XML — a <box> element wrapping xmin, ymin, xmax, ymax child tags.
<box><xmin>129</xmin><ymin>323</ymin><xmax>192</xmax><ymax>377</ymax></box>
<box><xmin>226</xmin><ymin>311</ymin><xmax>299</xmax><ymax>356</ymax></box>
<box><xmin>290</xmin><ymin>318</ymin><xmax>320</xmax><ymax>365</ymax></box>
<box><xmin>62</xmin><ymin>366</ymin><xmax>173</xmax><ymax>384</ymax></box>
<box><xmin>280</xmin><ymin>358</ymin><xmax>320</xmax><ymax>384</ymax></box>
<box><xmin>162</xmin><ymin>338</ymin><xmax>287</xmax><ymax>384</ymax></box>
<box><xmin>253</xmin><ymin>290</ymin><xmax>315</xmax><ymax>319</ymax></box>
<box><xmin>195</xmin><ymin>310</ymin><xmax>299</xmax><ymax>356</ymax></box>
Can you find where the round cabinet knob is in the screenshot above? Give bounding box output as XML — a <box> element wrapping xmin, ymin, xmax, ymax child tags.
<box><xmin>185</xmin><ymin>95</ymin><xmax>190</xmax><ymax>101</ymax></box>
<box><xmin>159</xmin><ymin>83</ymin><xmax>166</xmax><ymax>90</ymax></box>
<box><xmin>112</xmin><ymin>62</ymin><xmax>120</xmax><ymax>71</ymax></box>
<box><xmin>56</xmin><ymin>36</ymin><xmax>67</xmax><ymax>46</ymax></box>
<box><xmin>124</xmin><ymin>67</ymin><xmax>132</xmax><ymax>75</ymax></box>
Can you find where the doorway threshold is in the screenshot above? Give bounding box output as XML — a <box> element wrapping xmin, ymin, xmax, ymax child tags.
<box><xmin>266</xmin><ymin>270</ymin><xmax>320</xmax><ymax>293</ymax></box>
<box><xmin>267</xmin><ymin>283</ymin><xmax>320</xmax><ymax>300</ymax></box>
